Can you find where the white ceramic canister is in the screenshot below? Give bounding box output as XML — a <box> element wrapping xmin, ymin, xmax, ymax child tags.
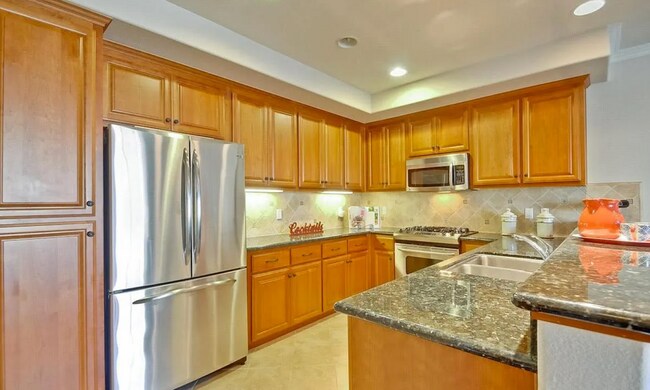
<box><xmin>536</xmin><ymin>208</ymin><xmax>555</xmax><ymax>238</ymax></box>
<box><xmin>501</xmin><ymin>208</ymin><xmax>517</xmax><ymax>235</ymax></box>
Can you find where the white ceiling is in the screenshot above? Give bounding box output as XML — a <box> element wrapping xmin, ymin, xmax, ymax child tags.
<box><xmin>68</xmin><ymin>0</ymin><xmax>650</xmax><ymax>118</ymax></box>
<box><xmin>169</xmin><ymin>0</ymin><xmax>650</xmax><ymax>93</ymax></box>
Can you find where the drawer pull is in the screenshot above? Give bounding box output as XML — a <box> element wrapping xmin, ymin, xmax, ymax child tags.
<box><xmin>265</xmin><ymin>258</ymin><xmax>279</xmax><ymax>263</ymax></box>
<box><xmin>302</xmin><ymin>252</ymin><xmax>314</xmax><ymax>257</ymax></box>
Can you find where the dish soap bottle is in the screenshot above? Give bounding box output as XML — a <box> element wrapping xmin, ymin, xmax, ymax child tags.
<box><xmin>501</xmin><ymin>208</ymin><xmax>517</xmax><ymax>235</ymax></box>
<box><xmin>536</xmin><ymin>208</ymin><xmax>555</xmax><ymax>238</ymax></box>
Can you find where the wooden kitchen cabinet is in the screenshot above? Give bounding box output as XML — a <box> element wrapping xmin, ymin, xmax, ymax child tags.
<box><xmin>470</xmin><ymin>98</ymin><xmax>521</xmax><ymax>187</ymax></box>
<box><xmin>460</xmin><ymin>239</ymin><xmax>489</xmax><ymax>254</ymax></box>
<box><xmin>289</xmin><ymin>261</ymin><xmax>323</xmax><ymax>325</ymax></box>
<box><xmin>344</xmin><ymin>123</ymin><xmax>365</xmax><ymax>191</ymax></box>
<box><xmin>407</xmin><ymin>106</ymin><xmax>469</xmax><ymax>157</ymax></box>
<box><xmin>233</xmin><ymin>89</ymin><xmax>298</xmax><ymax>188</ymax></box>
<box><xmin>323</xmin><ymin>255</ymin><xmax>348</xmax><ymax>311</ymax></box>
<box><xmin>347</xmin><ymin>251</ymin><xmax>370</xmax><ymax>296</ymax></box>
<box><xmin>298</xmin><ymin>112</ymin><xmax>345</xmax><ymax>189</ymax></box>
<box><xmin>251</xmin><ymin>267</ymin><xmax>291</xmax><ymax>343</ymax></box>
<box><xmin>0</xmin><ymin>2</ymin><xmax>105</xmax><ymax>219</ymax></box>
<box><xmin>371</xmin><ymin>235</ymin><xmax>395</xmax><ymax>287</ymax></box>
<box><xmin>522</xmin><ymin>85</ymin><xmax>585</xmax><ymax>184</ymax></box>
<box><xmin>104</xmin><ymin>42</ymin><xmax>232</xmax><ymax>140</ymax></box>
<box><xmin>366</xmin><ymin>122</ymin><xmax>406</xmax><ymax>191</ymax></box>
<box><xmin>0</xmin><ymin>1</ymin><xmax>108</xmax><ymax>388</ymax></box>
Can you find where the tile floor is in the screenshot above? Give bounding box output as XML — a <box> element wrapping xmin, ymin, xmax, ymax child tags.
<box><xmin>193</xmin><ymin>314</ymin><xmax>349</xmax><ymax>390</ymax></box>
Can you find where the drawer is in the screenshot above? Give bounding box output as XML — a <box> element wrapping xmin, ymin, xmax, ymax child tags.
<box><xmin>251</xmin><ymin>249</ymin><xmax>290</xmax><ymax>274</ymax></box>
<box><xmin>373</xmin><ymin>235</ymin><xmax>394</xmax><ymax>252</ymax></box>
<box><xmin>322</xmin><ymin>240</ymin><xmax>348</xmax><ymax>259</ymax></box>
<box><xmin>290</xmin><ymin>243</ymin><xmax>321</xmax><ymax>265</ymax></box>
<box><xmin>347</xmin><ymin>236</ymin><xmax>368</xmax><ymax>253</ymax></box>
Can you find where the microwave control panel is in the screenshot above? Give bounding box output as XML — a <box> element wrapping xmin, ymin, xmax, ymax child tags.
<box><xmin>453</xmin><ymin>165</ymin><xmax>466</xmax><ymax>185</ymax></box>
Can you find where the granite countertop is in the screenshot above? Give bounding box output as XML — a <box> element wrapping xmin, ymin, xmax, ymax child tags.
<box><xmin>513</xmin><ymin>230</ymin><xmax>650</xmax><ymax>332</ymax></box>
<box><xmin>246</xmin><ymin>227</ymin><xmax>400</xmax><ymax>250</ymax></box>
<box><xmin>335</xmin><ymin>236</ymin><xmax>564</xmax><ymax>372</ymax></box>
<box><xmin>461</xmin><ymin>232</ymin><xmax>502</xmax><ymax>242</ymax></box>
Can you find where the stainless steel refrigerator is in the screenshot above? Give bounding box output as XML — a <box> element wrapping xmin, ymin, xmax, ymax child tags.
<box><xmin>105</xmin><ymin>123</ymin><xmax>247</xmax><ymax>390</ymax></box>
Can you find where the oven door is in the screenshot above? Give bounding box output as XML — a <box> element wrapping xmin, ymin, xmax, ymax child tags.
<box><xmin>395</xmin><ymin>243</ymin><xmax>459</xmax><ymax>278</ymax></box>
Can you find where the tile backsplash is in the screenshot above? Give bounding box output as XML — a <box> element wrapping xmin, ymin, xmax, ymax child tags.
<box><xmin>245</xmin><ymin>182</ymin><xmax>640</xmax><ymax>237</ymax></box>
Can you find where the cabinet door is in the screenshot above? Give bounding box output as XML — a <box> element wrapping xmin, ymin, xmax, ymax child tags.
<box><xmin>522</xmin><ymin>87</ymin><xmax>585</xmax><ymax>184</ymax></box>
<box><xmin>268</xmin><ymin>102</ymin><xmax>298</xmax><ymax>188</ymax></box>
<box><xmin>289</xmin><ymin>261</ymin><xmax>323</xmax><ymax>325</ymax></box>
<box><xmin>471</xmin><ymin>99</ymin><xmax>521</xmax><ymax>186</ymax></box>
<box><xmin>251</xmin><ymin>268</ymin><xmax>290</xmax><ymax>343</ymax></box>
<box><xmin>172</xmin><ymin>74</ymin><xmax>231</xmax><ymax>140</ymax></box>
<box><xmin>323</xmin><ymin>121</ymin><xmax>345</xmax><ymax>188</ymax></box>
<box><xmin>322</xmin><ymin>256</ymin><xmax>347</xmax><ymax>311</ymax></box>
<box><xmin>344</xmin><ymin>124</ymin><xmax>365</xmax><ymax>191</ymax></box>
<box><xmin>0</xmin><ymin>8</ymin><xmax>100</xmax><ymax>218</ymax></box>
<box><xmin>366</xmin><ymin>127</ymin><xmax>385</xmax><ymax>191</ymax></box>
<box><xmin>0</xmin><ymin>222</ymin><xmax>99</xmax><ymax>390</ymax></box>
<box><xmin>298</xmin><ymin>114</ymin><xmax>323</xmax><ymax>189</ymax></box>
<box><xmin>233</xmin><ymin>91</ymin><xmax>267</xmax><ymax>186</ymax></box>
<box><xmin>373</xmin><ymin>251</ymin><xmax>395</xmax><ymax>287</ymax></box>
<box><xmin>385</xmin><ymin>123</ymin><xmax>406</xmax><ymax>190</ymax></box>
<box><xmin>436</xmin><ymin>107</ymin><xmax>469</xmax><ymax>154</ymax></box>
<box><xmin>347</xmin><ymin>251</ymin><xmax>369</xmax><ymax>297</ymax></box>
<box><xmin>407</xmin><ymin>117</ymin><xmax>436</xmax><ymax>157</ymax></box>
<box><xmin>105</xmin><ymin>57</ymin><xmax>171</xmax><ymax>130</ymax></box>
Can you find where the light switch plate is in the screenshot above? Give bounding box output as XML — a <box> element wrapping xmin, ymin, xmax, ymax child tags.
<box><xmin>525</xmin><ymin>208</ymin><xmax>534</xmax><ymax>219</ymax></box>
<box><xmin>276</xmin><ymin>209</ymin><xmax>283</xmax><ymax>220</ymax></box>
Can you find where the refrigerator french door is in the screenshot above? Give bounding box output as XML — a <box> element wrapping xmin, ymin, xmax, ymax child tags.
<box><xmin>106</xmin><ymin>124</ymin><xmax>247</xmax><ymax>390</ymax></box>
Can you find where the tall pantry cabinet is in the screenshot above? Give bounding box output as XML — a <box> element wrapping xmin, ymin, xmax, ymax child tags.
<box><xmin>0</xmin><ymin>1</ymin><xmax>109</xmax><ymax>389</ymax></box>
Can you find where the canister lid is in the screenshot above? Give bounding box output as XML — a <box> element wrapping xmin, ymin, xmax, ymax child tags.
<box><xmin>537</xmin><ymin>208</ymin><xmax>555</xmax><ymax>223</ymax></box>
<box><xmin>501</xmin><ymin>208</ymin><xmax>517</xmax><ymax>222</ymax></box>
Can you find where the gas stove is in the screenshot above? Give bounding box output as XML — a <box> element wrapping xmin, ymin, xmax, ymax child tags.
<box><xmin>394</xmin><ymin>225</ymin><xmax>477</xmax><ymax>246</ymax></box>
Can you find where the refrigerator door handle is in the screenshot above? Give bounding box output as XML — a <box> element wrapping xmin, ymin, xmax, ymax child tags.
<box><xmin>192</xmin><ymin>149</ymin><xmax>202</xmax><ymax>263</ymax></box>
<box><xmin>132</xmin><ymin>278</ymin><xmax>237</xmax><ymax>305</ymax></box>
<box><xmin>181</xmin><ymin>148</ymin><xmax>192</xmax><ymax>265</ymax></box>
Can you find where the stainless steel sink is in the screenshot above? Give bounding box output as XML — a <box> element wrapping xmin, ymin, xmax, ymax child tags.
<box><xmin>443</xmin><ymin>254</ymin><xmax>544</xmax><ymax>282</ymax></box>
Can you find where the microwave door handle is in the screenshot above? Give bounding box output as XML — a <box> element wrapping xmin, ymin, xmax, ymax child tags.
<box><xmin>447</xmin><ymin>164</ymin><xmax>455</xmax><ymax>191</ymax></box>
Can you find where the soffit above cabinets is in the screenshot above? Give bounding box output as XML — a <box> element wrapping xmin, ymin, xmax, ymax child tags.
<box><xmin>69</xmin><ymin>0</ymin><xmax>650</xmax><ymax>118</ymax></box>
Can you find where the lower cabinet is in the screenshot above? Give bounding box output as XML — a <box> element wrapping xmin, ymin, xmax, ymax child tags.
<box><xmin>249</xmin><ymin>236</ymin><xmax>374</xmax><ymax>347</ymax></box>
<box><xmin>373</xmin><ymin>251</ymin><xmax>395</xmax><ymax>287</ymax></box>
<box><xmin>0</xmin><ymin>222</ymin><xmax>101</xmax><ymax>390</ymax></box>
<box><xmin>460</xmin><ymin>239</ymin><xmax>489</xmax><ymax>254</ymax></box>
<box><xmin>251</xmin><ymin>267</ymin><xmax>291</xmax><ymax>343</ymax></box>
<box><xmin>322</xmin><ymin>252</ymin><xmax>370</xmax><ymax>311</ymax></box>
<box><xmin>289</xmin><ymin>261</ymin><xmax>323</xmax><ymax>325</ymax></box>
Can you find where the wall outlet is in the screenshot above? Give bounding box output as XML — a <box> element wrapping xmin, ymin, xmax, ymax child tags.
<box><xmin>275</xmin><ymin>209</ymin><xmax>283</xmax><ymax>220</ymax></box>
<box><xmin>484</xmin><ymin>219</ymin><xmax>490</xmax><ymax>225</ymax></box>
<box><xmin>525</xmin><ymin>208</ymin><xmax>534</xmax><ymax>219</ymax></box>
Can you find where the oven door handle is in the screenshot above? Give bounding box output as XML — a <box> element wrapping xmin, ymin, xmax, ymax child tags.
<box><xmin>397</xmin><ymin>247</ymin><xmax>458</xmax><ymax>257</ymax></box>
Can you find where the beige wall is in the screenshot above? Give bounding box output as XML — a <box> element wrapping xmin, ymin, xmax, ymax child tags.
<box><xmin>246</xmin><ymin>182</ymin><xmax>640</xmax><ymax>237</ymax></box>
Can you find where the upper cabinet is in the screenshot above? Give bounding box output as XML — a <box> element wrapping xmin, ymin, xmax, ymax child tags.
<box><xmin>298</xmin><ymin>111</ymin><xmax>346</xmax><ymax>190</ymax></box>
<box><xmin>470</xmin><ymin>76</ymin><xmax>588</xmax><ymax>188</ymax></box>
<box><xmin>0</xmin><ymin>0</ymin><xmax>107</xmax><ymax>219</ymax></box>
<box><xmin>521</xmin><ymin>85</ymin><xmax>585</xmax><ymax>184</ymax></box>
<box><xmin>232</xmin><ymin>89</ymin><xmax>298</xmax><ymax>188</ymax></box>
<box><xmin>407</xmin><ymin>106</ymin><xmax>469</xmax><ymax>157</ymax></box>
<box><xmin>344</xmin><ymin>123</ymin><xmax>365</xmax><ymax>191</ymax></box>
<box><xmin>104</xmin><ymin>43</ymin><xmax>231</xmax><ymax>140</ymax></box>
<box><xmin>471</xmin><ymin>98</ymin><xmax>521</xmax><ymax>186</ymax></box>
<box><xmin>366</xmin><ymin>122</ymin><xmax>406</xmax><ymax>191</ymax></box>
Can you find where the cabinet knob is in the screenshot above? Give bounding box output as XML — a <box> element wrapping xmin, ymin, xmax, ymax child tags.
<box><xmin>86</xmin><ymin>200</ymin><xmax>94</xmax><ymax>207</ymax></box>
<box><xmin>173</xmin><ymin>119</ymin><xmax>179</xmax><ymax>124</ymax></box>
<box><xmin>270</xmin><ymin>177</ymin><xmax>274</xmax><ymax>181</ymax></box>
<box><xmin>437</xmin><ymin>146</ymin><xmax>441</xmax><ymax>151</ymax></box>
<box><xmin>524</xmin><ymin>173</ymin><xmax>529</xmax><ymax>178</ymax></box>
<box><xmin>165</xmin><ymin>118</ymin><xmax>171</xmax><ymax>123</ymax></box>
<box><xmin>86</xmin><ymin>231</ymin><xmax>95</xmax><ymax>237</ymax></box>
<box><xmin>264</xmin><ymin>177</ymin><xmax>269</xmax><ymax>181</ymax></box>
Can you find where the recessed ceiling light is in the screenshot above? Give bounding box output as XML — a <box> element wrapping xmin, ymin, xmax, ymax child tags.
<box><xmin>390</xmin><ymin>67</ymin><xmax>407</xmax><ymax>77</ymax></box>
<box><xmin>573</xmin><ymin>0</ymin><xmax>605</xmax><ymax>16</ymax></box>
<box><xmin>336</xmin><ymin>37</ymin><xmax>358</xmax><ymax>49</ymax></box>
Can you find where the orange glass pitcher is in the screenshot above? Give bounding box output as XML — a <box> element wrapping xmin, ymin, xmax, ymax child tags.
<box><xmin>578</xmin><ymin>198</ymin><xmax>625</xmax><ymax>239</ymax></box>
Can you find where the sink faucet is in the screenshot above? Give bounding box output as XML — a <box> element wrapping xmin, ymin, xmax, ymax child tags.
<box><xmin>511</xmin><ymin>234</ymin><xmax>553</xmax><ymax>260</ymax></box>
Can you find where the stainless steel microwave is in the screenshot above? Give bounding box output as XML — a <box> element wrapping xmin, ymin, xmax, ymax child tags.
<box><xmin>406</xmin><ymin>153</ymin><xmax>469</xmax><ymax>192</ymax></box>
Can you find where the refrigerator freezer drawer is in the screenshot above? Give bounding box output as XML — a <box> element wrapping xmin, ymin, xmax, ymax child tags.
<box><xmin>109</xmin><ymin>268</ymin><xmax>247</xmax><ymax>390</ymax></box>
